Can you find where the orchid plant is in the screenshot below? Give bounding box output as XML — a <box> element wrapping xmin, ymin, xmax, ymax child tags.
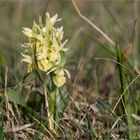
<box><xmin>21</xmin><ymin>13</ymin><xmax>70</xmax><ymax>131</ymax></box>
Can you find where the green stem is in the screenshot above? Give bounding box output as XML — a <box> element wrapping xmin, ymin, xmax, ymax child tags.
<box><xmin>48</xmin><ymin>88</ymin><xmax>59</xmax><ymax>131</ymax></box>
<box><xmin>116</xmin><ymin>46</ymin><xmax>126</xmax><ymax>115</ymax></box>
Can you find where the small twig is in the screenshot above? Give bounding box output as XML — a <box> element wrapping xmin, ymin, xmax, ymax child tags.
<box><xmin>111</xmin><ymin>115</ymin><xmax>125</xmax><ymax>130</ymax></box>
<box><xmin>72</xmin><ymin>0</ymin><xmax>116</xmax><ymax>46</ymax></box>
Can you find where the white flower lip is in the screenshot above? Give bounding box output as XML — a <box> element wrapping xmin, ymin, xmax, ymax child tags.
<box><xmin>22</xmin><ymin>27</ymin><xmax>33</xmax><ymax>38</ymax></box>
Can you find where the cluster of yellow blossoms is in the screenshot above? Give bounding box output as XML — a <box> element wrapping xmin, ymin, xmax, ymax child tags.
<box><xmin>21</xmin><ymin>13</ymin><xmax>70</xmax><ymax>87</ymax></box>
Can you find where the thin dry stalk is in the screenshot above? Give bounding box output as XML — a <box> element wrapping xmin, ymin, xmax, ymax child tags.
<box><xmin>111</xmin><ymin>115</ymin><xmax>125</xmax><ymax>130</ymax></box>
<box><xmin>72</xmin><ymin>0</ymin><xmax>116</xmax><ymax>46</ymax></box>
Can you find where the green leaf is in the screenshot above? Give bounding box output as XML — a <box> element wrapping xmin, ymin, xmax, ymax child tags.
<box><xmin>6</xmin><ymin>88</ymin><xmax>26</xmax><ymax>106</ymax></box>
<box><xmin>59</xmin><ymin>51</ymin><xmax>66</xmax><ymax>67</ymax></box>
<box><xmin>57</xmin><ymin>86</ymin><xmax>69</xmax><ymax>111</ymax></box>
<box><xmin>48</xmin><ymin>86</ymin><xmax>68</xmax><ymax>131</ymax></box>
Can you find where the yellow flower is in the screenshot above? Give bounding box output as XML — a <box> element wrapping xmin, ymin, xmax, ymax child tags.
<box><xmin>48</xmin><ymin>47</ymin><xmax>59</xmax><ymax>62</ymax></box>
<box><xmin>53</xmin><ymin>69</ymin><xmax>66</xmax><ymax>87</ymax></box>
<box><xmin>36</xmin><ymin>41</ymin><xmax>48</xmax><ymax>54</ymax></box>
<box><xmin>36</xmin><ymin>41</ymin><xmax>42</xmax><ymax>53</ymax></box>
<box><xmin>37</xmin><ymin>58</ymin><xmax>52</xmax><ymax>72</ymax></box>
